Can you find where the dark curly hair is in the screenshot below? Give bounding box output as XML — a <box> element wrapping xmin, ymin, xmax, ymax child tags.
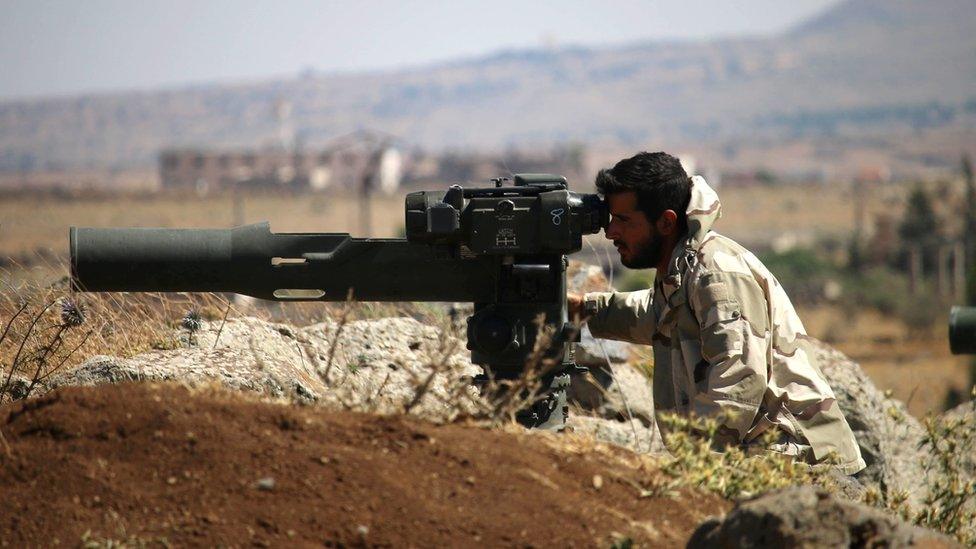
<box><xmin>595</xmin><ymin>152</ymin><xmax>692</xmax><ymax>233</ymax></box>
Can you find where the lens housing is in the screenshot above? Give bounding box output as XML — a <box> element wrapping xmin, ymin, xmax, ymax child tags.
<box><xmin>949</xmin><ymin>306</ymin><xmax>976</xmax><ymax>355</ymax></box>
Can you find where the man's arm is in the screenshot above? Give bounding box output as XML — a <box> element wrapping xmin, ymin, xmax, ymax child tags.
<box><xmin>690</xmin><ymin>271</ymin><xmax>771</xmax><ymax>444</ymax></box>
<box><xmin>569</xmin><ymin>289</ymin><xmax>656</xmax><ymax>345</ymax></box>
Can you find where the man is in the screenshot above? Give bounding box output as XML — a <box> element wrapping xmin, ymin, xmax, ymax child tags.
<box><xmin>569</xmin><ymin>152</ymin><xmax>864</xmax><ymax>474</ymax></box>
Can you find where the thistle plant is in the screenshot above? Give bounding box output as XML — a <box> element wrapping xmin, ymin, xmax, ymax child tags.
<box><xmin>181</xmin><ymin>309</ymin><xmax>202</xmax><ymax>345</ymax></box>
<box><xmin>60</xmin><ymin>298</ymin><xmax>86</xmax><ymax>327</ymax></box>
<box><xmin>1</xmin><ymin>294</ymin><xmax>92</xmax><ymax>404</ymax></box>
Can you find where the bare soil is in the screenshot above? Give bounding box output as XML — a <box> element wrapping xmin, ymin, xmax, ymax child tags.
<box><xmin>0</xmin><ymin>383</ymin><xmax>725</xmax><ymax>547</ymax></box>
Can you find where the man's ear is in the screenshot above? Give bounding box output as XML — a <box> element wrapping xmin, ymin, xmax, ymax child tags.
<box><xmin>656</xmin><ymin>209</ymin><xmax>679</xmax><ymax>235</ymax></box>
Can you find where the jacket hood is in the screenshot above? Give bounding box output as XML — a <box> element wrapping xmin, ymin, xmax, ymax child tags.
<box><xmin>660</xmin><ymin>175</ymin><xmax>721</xmax><ymax>287</ymax></box>
<box><xmin>685</xmin><ymin>175</ymin><xmax>722</xmax><ymax>246</ymax></box>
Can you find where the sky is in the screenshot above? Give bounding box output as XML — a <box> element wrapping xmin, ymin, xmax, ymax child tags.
<box><xmin>0</xmin><ymin>0</ymin><xmax>840</xmax><ymax>100</ymax></box>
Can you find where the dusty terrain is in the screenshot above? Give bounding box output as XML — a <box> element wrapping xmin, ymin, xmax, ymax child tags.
<box><xmin>0</xmin><ymin>383</ymin><xmax>725</xmax><ymax>547</ymax></box>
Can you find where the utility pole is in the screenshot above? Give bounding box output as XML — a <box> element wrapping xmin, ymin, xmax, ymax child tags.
<box><xmin>908</xmin><ymin>245</ymin><xmax>922</xmax><ymax>295</ymax></box>
<box><xmin>963</xmin><ymin>154</ymin><xmax>975</xmax><ymax>305</ymax></box>
<box><xmin>359</xmin><ymin>143</ymin><xmax>386</xmax><ymax>236</ymax></box>
<box><xmin>850</xmin><ymin>179</ymin><xmax>867</xmax><ymax>272</ymax></box>
<box><xmin>954</xmin><ymin>241</ymin><xmax>966</xmax><ymax>301</ymax></box>
<box><xmin>937</xmin><ymin>244</ymin><xmax>950</xmax><ymax>297</ymax></box>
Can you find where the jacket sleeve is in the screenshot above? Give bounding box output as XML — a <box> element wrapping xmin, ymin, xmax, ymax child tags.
<box><xmin>582</xmin><ymin>289</ymin><xmax>656</xmax><ymax>345</ymax></box>
<box><xmin>689</xmin><ymin>271</ymin><xmax>771</xmax><ymax>444</ymax></box>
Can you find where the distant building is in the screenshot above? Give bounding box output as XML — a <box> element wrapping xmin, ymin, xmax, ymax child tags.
<box><xmin>159</xmin><ymin>147</ymin><xmax>374</xmax><ymax>193</ymax></box>
<box><xmin>403</xmin><ymin>145</ymin><xmax>587</xmax><ymax>187</ymax></box>
<box><xmin>158</xmin><ymin>143</ymin><xmax>587</xmax><ymax>192</ymax></box>
<box><xmin>854</xmin><ymin>165</ymin><xmax>892</xmax><ymax>185</ymax></box>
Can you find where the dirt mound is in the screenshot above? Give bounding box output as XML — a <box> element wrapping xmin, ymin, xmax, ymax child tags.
<box><xmin>0</xmin><ymin>383</ymin><xmax>725</xmax><ymax>547</ymax></box>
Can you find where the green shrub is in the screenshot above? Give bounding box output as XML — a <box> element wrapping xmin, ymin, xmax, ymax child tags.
<box><xmin>840</xmin><ymin>267</ymin><xmax>908</xmax><ymax>315</ymax></box>
<box><xmin>759</xmin><ymin>247</ymin><xmax>836</xmax><ymax>304</ymax></box>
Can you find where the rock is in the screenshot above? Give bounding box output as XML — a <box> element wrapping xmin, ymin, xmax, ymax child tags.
<box><xmin>49</xmin><ymin>316</ymin><xmax>483</xmax><ymax>422</ymax></box>
<box><xmin>688</xmin><ymin>486</ymin><xmax>958</xmax><ymax>548</ymax></box>
<box><xmin>939</xmin><ymin>401</ymin><xmax>976</xmax><ymax>479</ymax></box>
<box><xmin>575</xmin><ymin>325</ymin><xmax>631</xmax><ymax>367</ymax></box>
<box><xmin>567</xmin><ymin>262</ymin><xmax>612</xmax><ymax>295</ymax></box>
<box><xmin>44</xmin><ymin>310</ymin><xmax>670</xmax><ymax>454</ymax></box>
<box><xmin>943</xmin><ymin>400</ymin><xmax>975</xmax><ymax>422</ymax></box>
<box><xmin>566</xmin><ymin>262</ymin><xmax>653</xmax><ymax>430</ymax></box>
<box><xmin>812</xmin><ymin>340</ymin><xmax>931</xmax><ymax>507</ymax></box>
<box><xmin>821</xmin><ymin>469</ymin><xmax>869</xmax><ymax>503</ymax></box>
<box><xmin>569</xmin><ymin>360</ymin><xmax>655</xmax><ymax>427</ymax></box>
<box><xmin>567</xmin><ymin>262</ymin><xmax>632</xmax><ymax>371</ymax></box>
<box><xmin>567</xmin><ymin>414</ymin><xmax>665</xmax><ymax>454</ymax></box>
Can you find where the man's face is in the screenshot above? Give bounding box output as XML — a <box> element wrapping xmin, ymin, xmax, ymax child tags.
<box><xmin>605</xmin><ymin>191</ymin><xmax>663</xmax><ymax>269</ymax></box>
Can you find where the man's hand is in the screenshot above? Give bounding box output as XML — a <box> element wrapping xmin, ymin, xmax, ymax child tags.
<box><xmin>567</xmin><ymin>292</ymin><xmax>584</xmax><ymax>321</ymax></box>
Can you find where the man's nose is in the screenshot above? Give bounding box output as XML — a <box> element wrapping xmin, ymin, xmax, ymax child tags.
<box><xmin>605</xmin><ymin>221</ymin><xmax>619</xmax><ymax>240</ymax></box>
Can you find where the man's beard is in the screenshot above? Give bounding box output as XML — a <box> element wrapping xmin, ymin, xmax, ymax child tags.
<box><xmin>619</xmin><ymin>233</ymin><xmax>664</xmax><ymax>269</ymax></box>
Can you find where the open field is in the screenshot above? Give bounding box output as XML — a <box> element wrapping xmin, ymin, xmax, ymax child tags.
<box><xmin>0</xmin><ymin>190</ymin><xmax>406</xmax><ymax>261</ymax></box>
<box><xmin>799</xmin><ymin>306</ymin><xmax>970</xmax><ymax>417</ymax></box>
<box><xmin>0</xmin><ymin>179</ymin><xmax>905</xmax><ymax>259</ymax></box>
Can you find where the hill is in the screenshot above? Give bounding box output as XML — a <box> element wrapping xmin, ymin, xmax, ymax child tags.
<box><xmin>1</xmin><ymin>0</ymin><xmax>974</xmax><ymax>171</ymax></box>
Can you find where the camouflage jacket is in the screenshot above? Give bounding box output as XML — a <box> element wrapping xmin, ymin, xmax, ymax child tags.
<box><xmin>585</xmin><ymin>176</ymin><xmax>865</xmax><ymax>474</ymax></box>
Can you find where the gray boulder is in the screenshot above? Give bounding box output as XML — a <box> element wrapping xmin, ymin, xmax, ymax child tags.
<box><xmin>688</xmin><ymin>486</ymin><xmax>957</xmax><ymax>548</ymax></box>
<box><xmin>569</xmin><ymin>357</ymin><xmax>655</xmax><ymax>427</ymax></box>
<box><xmin>567</xmin><ymin>262</ymin><xmax>658</xmax><ymax>441</ymax></box>
<box><xmin>567</xmin><ymin>261</ymin><xmax>613</xmax><ymax>295</ymax></box>
<box><xmin>812</xmin><ymin>340</ymin><xmax>931</xmax><ymax>507</ymax></box>
<box><xmin>943</xmin><ymin>400</ymin><xmax>975</xmax><ymax>422</ymax></box>
<box><xmin>51</xmin><ymin>316</ymin><xmax>484</xmax><ymax>422</ymax></box>
<box><xmin>567</xmin><ymin>415</ymin><xmax>665</xmax><ymax>454</ymax></box>
<box><xmin>47</xmin><ymin>314</ymin><xmax>664</xmax><ymax>454</ymax></box>
<box><xmin>567</xmin><ymin>262</ymin><xmax>632</xmax><ymax>369</ymax></box>
<box><xmin>575</xmin><ymin>325</ymin><xmax>632</xmax><ymax>367</ymax></box>
<box><xmin>938</xmin><ymin>400</ymin><xmax>976</xmax><ymax>482</ymax></box>
<box><xmin>0</xmin><ymin>374</ymin><xmax>33</xmax><ymax>401</ymax></box>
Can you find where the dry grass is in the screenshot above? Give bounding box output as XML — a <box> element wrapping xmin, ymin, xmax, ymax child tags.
<box><xmin>0</xmin><ymin>189</ymin><xmax>407</xmax><ymax>261</ymax></box>
<box><xmin>0</xmin><ymin>257</ymin><xmax>571</xmax><ymax>432</ymax></box>
<box><xmin>0</xmin><ymin>266</ymin><xmax>232</xmax><ymax>404</ymax></box>
<box><xmin>0</xmin><ymin>258</ymin><xmax>460</xmax><ymax>405</ymax></box>
<box><xmin>865</xmin><ymin>394</ymin><xmax>976</xmax><ymax>545</ymax></box>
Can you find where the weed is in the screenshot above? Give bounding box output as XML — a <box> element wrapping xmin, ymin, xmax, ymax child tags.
<box><xmin>912</xmin><ymin>391</ymin><xmax>976</xmax><ymax>545</ymax></box>
<box><xmin>651</xmin><ymin>413</ymin><xmax>821</xmax><ymax>501</ymax></box>
<box><xmin>647</xmin><ymin>404</ymin><xmax>976</xmax><ymax>545</ymax></box>
<box><xmin>0</xmin><ymin>285</ymin><xmax>93</xmax><ymax>404</ymax></box>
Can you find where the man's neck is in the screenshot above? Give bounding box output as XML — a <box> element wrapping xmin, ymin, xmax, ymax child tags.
<box><xmin>654</xmin><ymin>233</ymin><xmax>686</xmax><ymax>279</ymax></box>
